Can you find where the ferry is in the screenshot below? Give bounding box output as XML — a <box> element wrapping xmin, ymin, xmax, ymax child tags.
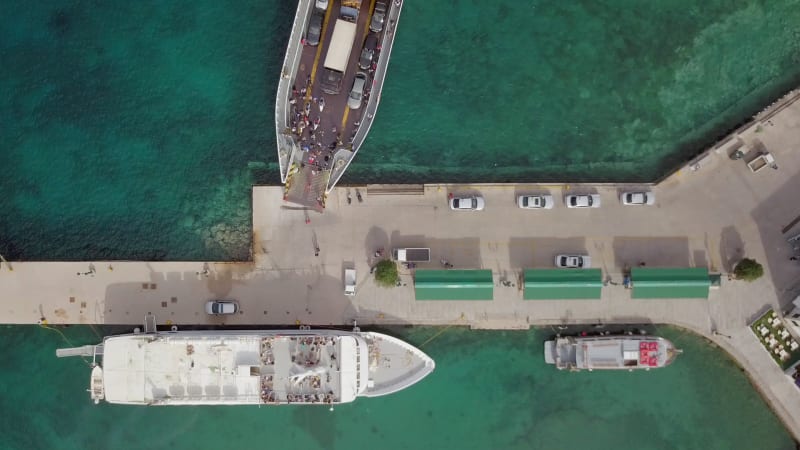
<box><xmin>275</xmin><ymin>0</ymin><xmax>403</xmax><ymax>211</ymax></box>
<box><xmin>57</xmin><ymin>326</ymin><xmax>434</xmax><ymax>406</ymax></box>
<box><xmin>544</xmin><ymin>335</ymin><xmax>680</xmax><ymax>371</ymax></box>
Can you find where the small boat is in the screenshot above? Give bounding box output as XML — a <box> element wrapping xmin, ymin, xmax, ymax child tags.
<box><xmin>89</xmin><ymin>365</ymin><xmax>104</xmax><ymax>404</ymax></box>
<box><xmin>544</xmin><ymin>334</ymin><xmax>679</xmax><ymax>371</ymax></box>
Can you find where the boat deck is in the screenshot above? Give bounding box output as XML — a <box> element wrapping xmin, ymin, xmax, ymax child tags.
<box><xmin>549</xmin><ymin>336</ymin><xmax>674</xmax><ymax>370</ymax></box>
<box><xmin>101</xmin><ymin>332</ymin><xmax>364</xmax><ymax>405</ymax></box>
<box><xmin>363</xmin><ymin>332</ymin><xmax>436</xmax><ymax>397</ymax></box>
<box><xmin>282</xmin><ymin>0</ymin><xmax>385</xmax><ymax>211</ymax></box>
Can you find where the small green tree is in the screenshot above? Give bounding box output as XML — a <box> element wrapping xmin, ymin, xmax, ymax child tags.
<box><xmin>374</xmin><ymin>260</ymin><xmax>399</xmax><ymax>287</ymax></box>
<box><xmin>734</xmin><ymin>258</ymin><xmax>764</xmax><ymax>282</ymax></box>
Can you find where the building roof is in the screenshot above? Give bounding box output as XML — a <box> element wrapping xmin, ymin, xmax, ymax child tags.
<box><xmin>631</xmin><ymin>267</ymin><xmax>710</xmax><ymax>299</ymax></box>
<box><xmin>523</xmin><ymin>269</ymin><xmax>602</xmax><ymax>300</ymax></box>
<box><xmin>414</xmin><ymin>269</ymin><xmax>493</xmax><ymax>300</ymax></box>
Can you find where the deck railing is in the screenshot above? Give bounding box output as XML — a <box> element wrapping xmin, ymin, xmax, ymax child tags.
<box><xmin>275</xmin><ymin>0</ymin><xmax>314</xmax><ymax>183</ymax></box>
<box><xmin>326</xmin><ymin>0</ymin><xmax>405</xmax><ymax>192</ymax></box>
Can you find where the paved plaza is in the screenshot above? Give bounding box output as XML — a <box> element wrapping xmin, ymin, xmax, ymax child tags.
<box><xmin>1</xmin><ymin>90</ymin><xmax>800</xmax><ymax>437</ymax></box>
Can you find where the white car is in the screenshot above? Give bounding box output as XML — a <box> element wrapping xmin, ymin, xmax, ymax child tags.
<box><xmin>565</xmin><ymin>194</ymin><xmax>601</xmax><ymax>208</ymax></box>
<box><xmin>620</xmin><ymin>191</ymin><xmax>655</xmax><ymax>206</ymax></box>
<box><xmin>315</xmin><ymin>0</ymin><xmax>329</xmax><ymax>11</ymax></box>
<box><xmin>517</xmin><ymin>195</ymin><xmax>554</xmax><ymax>209</ymax></box>
<box><xmin>205</xmin><ymin>300</ymin><xmax>239</xmax><ymax>315</ymax></box>
<box><xmin>555</xmin><ymin>255</ymin><xmax>591</xmax><ymax>268</ymax></box>
<box><xmin>450</xmin><ymin>195</ymin><xmax>485</xmax><ymax>211</ymax></box>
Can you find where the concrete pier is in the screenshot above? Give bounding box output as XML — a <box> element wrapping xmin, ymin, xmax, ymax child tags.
<box><xmin>2</xmin><ymin>91</ymin><xmax>800</xmax><ymax>438</ymax></box>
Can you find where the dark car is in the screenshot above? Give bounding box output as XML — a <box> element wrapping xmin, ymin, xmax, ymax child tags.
<box><xmin>359</xmin><ymin>34</ymin><xmax>378</xmax><ymax>70</ymax></box>
<box><xmin>370</xmin><ymin>2</ymin><xmax>387</xmax><ymax>33</ymax></box>
<box><xmin>306</xmin><ymin>12</ymin><xmax>323</xmax><ymax>46</ymax></box>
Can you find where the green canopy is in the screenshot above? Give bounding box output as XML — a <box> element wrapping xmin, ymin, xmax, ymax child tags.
<box><xmin>414</xmin><ymin>269</ymin><xmax>493</xmax><ymax>300</ymax></box>
<box><xmin>631</xmin><ymin>267</ymin><xmax>710</xmax><ymax>299</ymax></box>
<box><xmin>523</xmin><ymin>269</ymin><xmax>602</xmax><ymax>300</ymax></box>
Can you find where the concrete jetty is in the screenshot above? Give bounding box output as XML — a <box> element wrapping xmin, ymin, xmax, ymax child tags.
<box><xmin>2</xmin><ymin>91</ymin><xmax>800</xmax><ymax>438</ymax></box>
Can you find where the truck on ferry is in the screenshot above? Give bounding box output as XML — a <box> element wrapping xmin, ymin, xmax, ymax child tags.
<box><xmin>320</xmin><ymin>18</ymin><xmax>358</xmax><ymax>95</ymax></box>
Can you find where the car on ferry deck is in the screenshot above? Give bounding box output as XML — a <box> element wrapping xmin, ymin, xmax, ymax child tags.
<box><xmin>450</xmin><ymin>195</ymin><xmax>485</xmax><ymax>211</ymax></box>
<box><xmin>370</xmin><ymin>2</ymin><xmax>388</xmax><ymax>32</ymax></box>
<box><xmin>306</xmin><ymin>12</ymin><xmax>323</xmax><ymax>46</ymax></box>
<box><xmin>348</xmin><ymin>73</ymin><xmax>368</xmax><ymax>109</ymax></box>
<box><xmin>359</xmin><ymin>34</ymin><xmax>378</xmax><ymax>70</ymax></box>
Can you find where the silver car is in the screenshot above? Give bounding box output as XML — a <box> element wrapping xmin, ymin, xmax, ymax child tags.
<box><xmin>370</xmin><ymin>2</ymin><xmax>387</xmax><ymax>32</ymax></box>
<box><xmin>565</xmin><ymin>194</ymin><xmax>601</xmax><ymax>208</ymax></box>
<box><xmin>450</xmin><ymin>195</ymin><xmax>485</xmax><ymax>211</ymax></box>
<box><xmin>205</xmin><ymin>300</ymin><xmax>239</xmax><ymax>315</ymax></box>
<box><xmin>555</xmin><ymin>255</ymin><xmax>591</xmax><ymax>268</ymax></box>
<box><xmin>620</xmin><ymin>191</ymin><xmax>655</xmax><ymax>206</ymax></box>
<box><xmin>347</xmin><ymin>72</ymin><xmax>368</xmax><ymax>109</ymax></box>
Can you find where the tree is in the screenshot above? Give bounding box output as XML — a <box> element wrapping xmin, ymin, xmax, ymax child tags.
<box><xmin>734</xmin><ymin>258</ymin><xmax>764</xmax><ymax>282</ymax></box>
<box><xmin>374</xmin><ymin>260</ymin><xmax>399</xmax><ymax>287</ymax></box>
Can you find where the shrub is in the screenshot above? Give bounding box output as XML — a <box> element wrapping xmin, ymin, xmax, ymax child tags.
<box><xmin>374</xmin><ymin>260</ymin><xmax>399</xmax><ymax>287</ymax></box>
<box><xmin>734</xmin><ymin>258</ymin><xmax>764</xmax><ymax>282</ymax></box>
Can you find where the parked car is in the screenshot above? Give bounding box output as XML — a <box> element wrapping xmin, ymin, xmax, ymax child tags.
<box><xmin>555</xmin><ymin>255</ymin><xmax>591</xmax><ymax>268</ymax></box>
<box><xmin>347</xmin><ymin>72</ymin><xmax>368</xmax><ymax>109</ymax></box>
<box><xmin>620</xmin><ymin>191</ymin><xmax>655</xmax><ymax>206</ymax></box>
<box><xmin>370</xmin><ymin>1</ymin><xmax>387</xmax><ymax>32</ymax></box>
<box><xmin>565</xmin><ymin>194</ymin><xmax>601</xmax><ymax>208</ymax></box>
<box><xmin>359</xmin><ymin>34</ymin><xmax>378</xmax><ymax>70</ymax></box>
<box><xmin>450</xmin><ymin>195</ymin><xmax>485</xmax><ymax>211</ymax></box>
<box><xmin>315</xmin><ymin>0</ymin><xmax>329</xmax><ymax>11</ymax></box>
<box><xmin>205</xmin><ymin>300</ymin><xmax>239</xmax><ymax>315</ymax></box>
<box><xmin>306</xmin><ymin>12</ymin><xmax>323</xmax><ymax>46</ymax></box>
<box><xmin>517</xmin><ymin>195</ymin><xmax>554</xmax><ymax>209</ymax></box>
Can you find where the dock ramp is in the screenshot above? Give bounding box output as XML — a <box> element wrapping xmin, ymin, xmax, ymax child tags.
<box><xmin>56</xmin><ymin>345</ymin><xmax>103</xmax><ymax>358</ymax></box>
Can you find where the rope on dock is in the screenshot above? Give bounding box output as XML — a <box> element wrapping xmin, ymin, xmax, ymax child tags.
<box><xmin>39</xmin><ymin>322</ymin><xmax>92</xmax><ymax>367</ymax></box>
<box><xmin>420</xmin><ymin>313</ymin><xmax>466</xmax><ymax>348</ymax></box>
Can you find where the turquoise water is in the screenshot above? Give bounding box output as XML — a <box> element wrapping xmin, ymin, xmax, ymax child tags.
<box><xmin>1</xmin><ymin>3</ymin><xmax>799</xmax><ymax>447</ymax></box>
<box><xmin>2</xmin><ymin>325</ymin><xmax>792</xmax><ymax>450</ymax></box>
<box><xmin>2</xmin><ymin>1</ymin><xmax>800</xmax><ymax>260</ymax></box>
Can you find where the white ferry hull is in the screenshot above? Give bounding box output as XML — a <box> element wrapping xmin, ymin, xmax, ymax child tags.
<box><xmin>59</xmin><ymin>329</ymin><xmax>434</xmax><ymax>406</ymax></box>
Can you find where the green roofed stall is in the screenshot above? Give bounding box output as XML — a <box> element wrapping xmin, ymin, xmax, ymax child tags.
<box><xmin>414</xmin><ymin>269</ymin><xmax>493</xmax><ymax>300</ymax></box>
<box><xmin>523</xmin><ymin>269</ymin><xmax>602</xmax><ymax>300</ymax></box>
<box><xmin>631</xmin><ymin>267</ymin><xmax>710</xmax><ymax>299</ymax></box>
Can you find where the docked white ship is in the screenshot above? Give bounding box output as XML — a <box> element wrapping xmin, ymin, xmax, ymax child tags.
<box><xmin>544</xmin><ymin>335</ymin><xmax>679</xmax><ymax>371</ymax></box>
<box><xmin>57</xmin><ymin>327</ymin><xmax>434</xmax><ymax>406</ymax></box>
